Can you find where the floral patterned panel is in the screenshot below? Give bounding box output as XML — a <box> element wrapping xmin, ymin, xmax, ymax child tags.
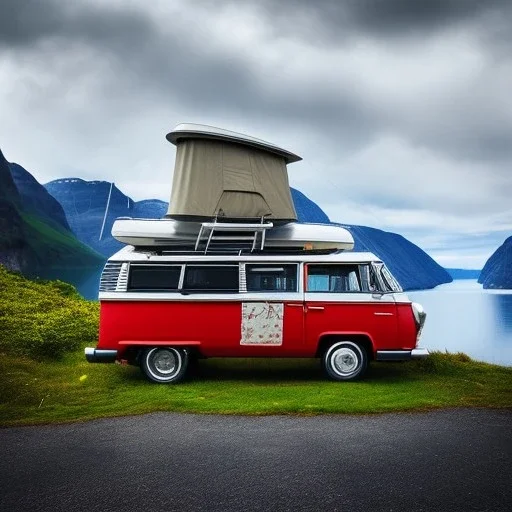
<box><xmin>240</xmin><ymin>302</ymin><xmax>284</xmax><ymax>345</ymax></box>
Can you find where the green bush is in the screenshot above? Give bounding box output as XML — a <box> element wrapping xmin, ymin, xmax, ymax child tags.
<box><xmin>0</xmin><ymin>265</ymin><xmax>99</xmax><ymax>359</ymax></box>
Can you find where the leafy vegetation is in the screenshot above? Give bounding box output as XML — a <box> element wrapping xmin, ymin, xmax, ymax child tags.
<box><xmin>0</xmin><ymin>265</ymin><xmax>99</xmax><ymax>359</ymax></box>
<box><xmin>0</xmin><ymin>266</ymin><xmax>510</xmax><ymax>427</ymax></box>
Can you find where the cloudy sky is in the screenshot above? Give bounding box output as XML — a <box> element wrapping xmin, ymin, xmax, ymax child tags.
<box><xmin>1</xmin><ymin>0</ymin><xmax>511</xmax><ymax>268</ymax></box>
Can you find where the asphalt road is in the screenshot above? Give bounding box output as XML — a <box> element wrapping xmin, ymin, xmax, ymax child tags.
<box><xmin>0</xmin><ymin>409</ymin><xmax>510</xmax><ymax>512</ymax></box>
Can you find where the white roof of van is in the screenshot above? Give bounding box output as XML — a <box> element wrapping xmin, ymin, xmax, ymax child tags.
<box><xmin>108</xmin><ymin>245</ymin><xmax>381</xmax><ymax>264</ymax></box>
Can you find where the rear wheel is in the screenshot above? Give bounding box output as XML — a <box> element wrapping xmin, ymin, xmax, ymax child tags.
<box><xmin>322</xmin><ymin>341</ymin><xmax>368</xmax><ymax>381</ymax></box>
<box><xmin>141</xmin><ymin>347</ymin><xmax>189</xmax><ymax>384</ymax></box>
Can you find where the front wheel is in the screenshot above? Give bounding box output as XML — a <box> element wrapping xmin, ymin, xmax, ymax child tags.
<box><xmin>323</xmin><ymin>341</ymin><xmax>368</xmax><ymax>381</ymax></box>
<box><xmin>141</xmin><ymin>347</ymin><xmax>189</xmax><ymax>384</ymax></box>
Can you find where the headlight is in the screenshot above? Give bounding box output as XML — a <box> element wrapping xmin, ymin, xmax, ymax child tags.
<box><xmin>411</xmin><ymin>302</ymin><xmax>426</xmax><ymax>342</ymax></box>
<box><xmin>411</xmin><ymin>302</ymin><xmax>425</xmax><ymax>325</ymax></box>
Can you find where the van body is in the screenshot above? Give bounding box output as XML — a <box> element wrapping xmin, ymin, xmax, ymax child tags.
<box><xmin>85</xmin><ymin>246</ymin><xmax>427</xmax><ymax>383</ymax></box>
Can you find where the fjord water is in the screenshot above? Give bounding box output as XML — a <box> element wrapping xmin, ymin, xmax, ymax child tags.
<box><xmin>409</xmin><ymin>280</ymin><xmax>512</xmax><ymax>366</ymax></box>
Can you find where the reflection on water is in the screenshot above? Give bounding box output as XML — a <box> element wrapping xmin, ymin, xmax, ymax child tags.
<box><xmin>409</xmin><ymin>280</ymin><xmax>512</xmax><ymax>366</ymax></box>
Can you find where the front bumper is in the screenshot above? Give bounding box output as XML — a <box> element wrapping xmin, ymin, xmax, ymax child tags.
<box><xmin>85</xmin><ymin>347</ymin><xmax>118</xmax><ymax>363</ymax></box>
<box><xmin>375</xmin><ymin>348</ymin><xmax>429</xmax><ymax>361</ymax></box>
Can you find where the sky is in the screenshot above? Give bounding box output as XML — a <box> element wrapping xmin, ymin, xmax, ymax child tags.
<box><xmin>1</xmin><ymin>0</ymin><xmax>511</xmax><ymax>269</ymax></box>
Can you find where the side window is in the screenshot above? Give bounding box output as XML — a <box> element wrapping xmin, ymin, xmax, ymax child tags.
<box><xmin>128</xmin><ymin>265</ymin><xmax>181</xmax><ymax>291</ymax></box>
<box><xmin>307</xmin><ymin>265</ymin><xmax>362</xmax><ymax>292</ymax></box>
<box><xmin>246</xmin><ymin>264</ymin><xmax>298</xmax><ymax>292</ymax></box>
<box><xmin>184</xmin><ymin>265</ymin><xmax>239</xmax><ymax>292</ymax></box>
<box><xmin>359</xmin><ymin>264</ymin><xmax>372</xmax><ymax>292</ymax></box>
<box><xmin>379</xmin><ymin>264</ymin><xmax>402</xmax><ymax>292</ymax></box>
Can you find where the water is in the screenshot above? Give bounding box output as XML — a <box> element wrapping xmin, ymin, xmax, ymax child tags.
<box><xmin>409</xmin><ymin>280</ymin><xmax>512</xmax><ymax>366</ymax></box>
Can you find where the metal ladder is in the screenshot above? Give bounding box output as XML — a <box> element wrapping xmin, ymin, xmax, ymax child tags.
<box><xmin>194</xmin><ymin>218</ymin><xmax>274</xmax><ymax>254</ymax></box>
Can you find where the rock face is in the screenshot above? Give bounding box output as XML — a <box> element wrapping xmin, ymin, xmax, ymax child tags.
<box><xmin>9</xmin><ymin>163</ymin><xmax>71</xmax><ymax>232</ymax></box>
<box><xmin>45</xmin><ymin>178</ymin><xmax>168</xmax><ymax>257</ymax></box>
<box><xmin>290</xmin><ymin>189</ymin><xmax>330</xmax><ymax>223</ymax></box>
<box><xmin>0</xmin><ymin>150</ymin><xmax>28</xmax><ymax>271</ymax></box>
<box><xmin>0</xmin><ymin>153</ymin><xmax>104</xmax><ymax>278</ymax></box>
<box><xmin>46</xmin><ymin>177</ymin><xmax>451</xmax><ymax>290</ymax></box>
<box><xmin>479</xmin><ymin>237</ymin><xmax>512</xmax><ymax>289</ymax></box>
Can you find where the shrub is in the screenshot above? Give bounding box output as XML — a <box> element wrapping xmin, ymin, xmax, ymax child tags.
<box><xmin>0</xmin><ymin>265</ymin><xmax>99</xmax><ymax>359</ymax></box>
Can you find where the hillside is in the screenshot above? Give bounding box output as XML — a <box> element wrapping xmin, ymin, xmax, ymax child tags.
<box><xmin>0</xmin><ymin>152</ymin><xmax>104</xmax><ymax>279</ymax></box>
<box><xmin>478</xmin><ymin>236</ymin><xmax>512</xmax><ymax>289</ymax></box>
<box><xmin>340</xmin><ymin>224</ymin><xmax>452</xmax><ymax>290</ymax></box>
<box><xmin>0</xmin><ymin>149</ymin><xmax>28</xmax><ymax>271</ymax></box>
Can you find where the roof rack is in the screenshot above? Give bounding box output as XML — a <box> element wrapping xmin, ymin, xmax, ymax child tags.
<box><xmin>136</xmin><ymin>247</ymin><xmax>342</xmax><ymax>257</ymax></box>
<box><xmin>194</xmin><ymin>218</ymin><xmax>274</xmax><ymax>254</ymax></box>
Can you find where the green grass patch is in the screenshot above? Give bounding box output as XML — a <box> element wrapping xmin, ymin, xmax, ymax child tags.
<box><xmin>1</xmin><ymin>349</ymin><xmax>510</xmax><ymax>426</ymax></box>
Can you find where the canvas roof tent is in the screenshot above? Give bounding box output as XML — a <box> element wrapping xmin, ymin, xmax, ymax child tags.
<box><xmin>166</xmin><ymin>124</ymin><xmax>301</xmax><ymax>222</ymax></box>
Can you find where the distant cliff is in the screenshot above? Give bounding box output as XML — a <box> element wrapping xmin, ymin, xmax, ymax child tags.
<box><xmin>478</xmin><ymin>236</ymin><xmax>512</xmax><ymax>289</ymax></box>
<box><xmin>46</xmin><ymin>177</ymin><xmax>451</xmax><ymax>290</ymax></box>
<box><xmin>45</xmin><ymin>178</ymin><xmax>168</xmax><ymax>257</ymax></box>
<box><xmin>0</xmin><ymin>152</ymin><xmax>103</xmax><ymax>277</ymax></box>
<box><xmin>291</xmin><ymin>189</ymin><xmax>330</xmax><ymax>223</ymax></box>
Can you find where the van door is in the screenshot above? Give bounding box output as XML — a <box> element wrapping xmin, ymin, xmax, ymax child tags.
<box><xmin>304</xmin><ymin>263</ymin><xmax>398</xmax><ymax>353</ymax></box>
<box><xmin>240</xmin><ymin>263</ymin><xmax>304</xmax><ymax>355</ymax></box>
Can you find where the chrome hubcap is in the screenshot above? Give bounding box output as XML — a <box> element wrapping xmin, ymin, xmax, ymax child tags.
<box><xmin>153</xmin><ymin>350</ymin><xmax>177</xmax><ymax>375</ymax></box>
<box><xmin>332</xmin><ymin>348</ymin><xmax>359</xmax><ymax>375</ymax></box>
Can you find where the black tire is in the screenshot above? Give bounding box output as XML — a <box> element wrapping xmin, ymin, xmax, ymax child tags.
<box><xmin>322</xmin><ymin>341</ymin><xmax>368</xmax><ymax>381</ymax></box>
<box><xmin>140</xmin><ymin>347</ymin><xmax>189</xmax><ymax>384</ymax></box>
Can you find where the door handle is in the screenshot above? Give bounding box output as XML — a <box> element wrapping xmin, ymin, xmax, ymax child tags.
<box><xmin>308</xmin><ymin>306</ymin><xmax>325</xmax><ymax>311</ymax></box>
<box><xmin>286</xmin><ymin>303</ymin><xmax>303</xmax><ymax>307</ymax></box>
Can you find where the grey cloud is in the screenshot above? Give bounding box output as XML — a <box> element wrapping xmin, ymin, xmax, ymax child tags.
<box><xmin>0</xmin><ymin>0</ymin><xmax>156</xmax><ymax>49</ymax></box>
<box><xmin>273</xmin><ymin>0</ymin><xmax>511</xmax><ymax>37</ymax></box>
<box><xmin>0</xmin><ymin>0</ymin><xmax>510</xmax><ymax>268</ymax></box>
<box><xmin>0</xmin><ymin>0</ymin><xmax>386</xmax><ymax>151</ymax></box>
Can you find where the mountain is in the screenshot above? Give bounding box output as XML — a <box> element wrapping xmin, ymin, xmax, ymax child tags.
<box><xmin>0</xmin><ymin>152</ymin><xmax>104</xmax><ymax>278</ymax></box>
<box><xmin>46</xmin><ymin>177</ymin><xmax>451</xmax><ymax>290</ymax></box>
<box><xmin>45</xmin><ymin>178</ymin><xmax>168</xmax><ymax>257</ymax></box>
<box><xmin>291</xmin><ymin>189</ymin><xmax>330</xmax><ymax>223</ymax></box>
<box><xmin>339</xmin><ymin>224</ymin><xmax>452</xmax><ymax>290</ymax></box>
<box><xmin>9</xmin><ymin>163</ymin><xmax>71</xmax><ymax>232</ymax></box>
<box><xmin>478</xmin><ymin>236</ymin><xmax>512</xmax><ymax>289</ymax></box>
<box><xmin>446</xmin><ymin>268</ymin><xmax>481</xmax><ymax>280</ymax></box>
<box><xmin>0</xmin><ymin>150</ymin><xmax>28</xmax><ymax>271</ymax></box>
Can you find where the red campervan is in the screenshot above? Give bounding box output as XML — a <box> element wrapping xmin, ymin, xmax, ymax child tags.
<box><xmin>85</xmin><ymin>123</ymin><xmax>427</xmax><ymax>383</ymax></box>
<box><xmin>85</xmin><ymin>247</ymin><xmax>427</xmax><ymax>383</ymax></box>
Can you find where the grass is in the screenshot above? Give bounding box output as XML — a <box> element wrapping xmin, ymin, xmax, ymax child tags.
<box><xmin>1</xmin><ymin>349</ymin><xmax>511</xmax><ymax>427</ymax></box>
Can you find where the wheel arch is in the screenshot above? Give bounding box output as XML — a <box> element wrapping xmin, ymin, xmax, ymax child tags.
<box><xmin>315</xmin><ymin>333</ymin><xmax>375</xmax><ymax>361</ymax></box>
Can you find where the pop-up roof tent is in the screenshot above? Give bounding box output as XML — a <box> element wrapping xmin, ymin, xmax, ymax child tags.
<box><xmin>166</xmin><ymin>124</ymin><xmax>301</xmax><ymax>223</ymax></box>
